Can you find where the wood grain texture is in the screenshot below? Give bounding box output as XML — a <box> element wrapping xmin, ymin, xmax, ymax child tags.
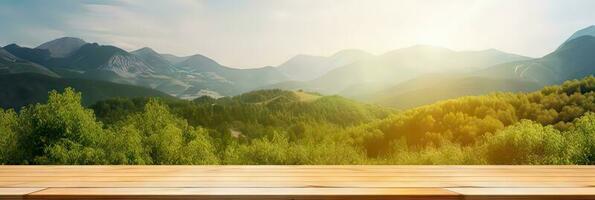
<box><xmin>0</xmin><ymin>188</ymin><xmax>45</xmax><ymax>200</ymax></box>
<box><xmin>27</xmin><ymin>187</ymin><xmax>460</xmax><ymax>200</ymax></box>
<box><xmin>448</xmin><ymin>188</ymin><xmax>595</xmax><ymax>200</ymax></box>
<box><xmin>0</xmin><ymin>166</ymin><xmax>593</xmax><ymax>200</ymax></box>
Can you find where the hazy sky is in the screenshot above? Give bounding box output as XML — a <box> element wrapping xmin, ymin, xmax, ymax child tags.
<box><xmin>0</xmin><ymin>0</ymin><xmax>594</xmax><ymax>68</ymax></box>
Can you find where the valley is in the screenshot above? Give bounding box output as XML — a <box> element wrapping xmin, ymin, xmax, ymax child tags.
<box><xmin>0</xmin><ymin>25</ymin><xmax>594</xmax><ymax>165</ymax></box>
<box><xmin>0</xmin><ymin>76</ymin><xmax>593</xmax><ymax>164</ymax></box>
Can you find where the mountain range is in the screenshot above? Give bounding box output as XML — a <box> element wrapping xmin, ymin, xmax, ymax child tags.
<box><xmin>266</xmin><ymin>46</ymin><xmax>531</xmax><ymax>95</ymax></box>
<box><xmin>277</xmin><ymin>49</ymin><xmax>374</xmax><ymax>81</ymax></box>
<box><xmin>0</xmin><ymin>25</ymin><xmax>593</xmax><ymax>109</ymax></box>
<box><xmin>367</xmin><ymin>26</ymin><xmax>595</xmax><ymax>108</ymax></box>
<box><xmin>0</xmin><ymin>47</ymin><xmax>58</xmax><ymax>77</ymax></box>
<box><xmin>36</xmin><ymin>37</ymin><xmax>87</xmax><ymax>58</ymax></box>
<box><xmin>477</xmin><ymin>34</ymin><xmax>595</xmax><ymax>85</ymax></box>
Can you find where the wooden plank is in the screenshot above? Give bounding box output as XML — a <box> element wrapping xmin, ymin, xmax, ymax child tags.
<box><xmin>2</xmin><ymin>176</ymin><xmax>594</xmax><ymax>182</ymax></box>
<box><xmin>3</xmin><ymin>172</ymin><xmax>594</xmax><ymax>178</ymax></box>
<box><xmin>0</xmin><ymin>166</ymin><xmax>593</xmax><ymax>199</ymax></box>
<box><xmin>3</xmin><ymin>167</ymin><xmax>594</xmax><ymax>177</ymax></box>
<box><xmin>447</xmin><ymin>188</ymin><xmax>595</xmax><ymax>200</ymax></box>
<box><xmin>4</xmin><ymin>181</ymin><xmax>595</xmax><ymax>188</ymax></box>
<box><xmin>27</xmin><ymin>187</ymin><xmax>460</xmax><ymax>200</ymax></box>
<box><xmin>0</xmin><ymin>188</ymin><xmax>46</xmax><ymax>200</ymax></box>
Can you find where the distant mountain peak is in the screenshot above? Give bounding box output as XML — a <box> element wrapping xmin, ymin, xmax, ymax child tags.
<box><xmin>186</xmin><ymin>54</ymin><xmax>219</xmax><ymax>64</ymax></box>
<box><xmin>283</xmin><ymin>54</ymin><xmax>324</xmax><ymax>63</ymax></box>
<box><xmin>479</xmin><ymin>48</ymin><xmax>501</xmax><ymax>53</ymax></box>
<box><xmin>382</xmin><ymin>45</ymin><xmax>454</xmax><ymax>57</ymax></box>
<box><xmin>54</xmin><ymin>42</ymin><xmax>155</xmax><ymax>77</ymax></box>
<box><xmin>277</xmin><ymin>49</ymin><xmax>375</xmax><ymax>81</ymax></box>
<box><xmin>562</xmin><ymin>25</ymin><xmax>595</xmax><ymax>46</ymax></box>
<box><xmin>471</xmin><ymin>48</ymin><xmax>530</xmax><ymax>59</ymax></box>
<box><xmin>333</xmin><ymin>49</ymin><xmax>367</xmax><ymax>54</ymax></box>
<box><xmin>131</xmin><ymin>47</ymin><xmax>163</xmax><ymax>58</ymax></box>
<box><xmin>132</xmin><ymin>47</ymin><xmax>158</xmax><ymax>54</ymax></box>
<box><xmin>36</xmin><ymin>37</ymin><xmax>87</xmax><ymax>58</ymax></box>
<box><xmin>80</xmin><ymin>43</ymin><xmax>128</xmax><ymax>55</ymax></box>
<box><xmin>160</xmin><ymin>53</ymin><xmax>189</xmax><ymax>65</ymax></box>
<box><xmin>4</xmin><ymin>43</ymin><xmax>20</xmax><ymax>48</ymax></box>
<box><xmin>3</xmin><ymin>43</ymin><xmax>52</xmax><ymax>64</ymax></box>
<box><xmin>577</xmin><ymin>25</ymin><xmax>595</xmax><ymax>32</ymax></box>
<box><xmin>555</xmin><ymin>35</ymin><xmax>595</xmax><ymax>52</ymax></box>
<box><xmin>330</xmin><ymin>49</ymin><xmax>373</xmax><ymax>59</ymax></box>
<box><xmin>175</xmin><ymin>54</ymin><xmax>223</xmax><ymax>72</ymax></box>
<box><xmin>54</xmin><ymin>36</ymin><xmax>85</xmax><ymax>41</ymax></box>
<box><xmin>131</xmin><ymin>47</ymin><xmax>177</xmax><ymax>74</ymax></box>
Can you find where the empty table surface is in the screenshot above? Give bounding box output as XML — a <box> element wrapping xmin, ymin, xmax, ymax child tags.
<box><xmin>0</xmin><ymin>166</ymin><xmax>594</xmax><ymax>200</ymax></box>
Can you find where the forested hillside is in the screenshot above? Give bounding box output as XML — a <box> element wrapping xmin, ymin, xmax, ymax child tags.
<box><xmin>0</xmin><ymin>76</ymin><xmax>593</xmax><ymax>164</ymax></box>
<box><xmin>0</xmin><ymin>73</ymin><xmax>171</xmax><ymax>109</ymax></box>
<box><xmin>368</xmin><ymin>75</ymin><xmax>542</xmax><ymax>109</ymax></box>
<box><xmin>356</xmin><ymin>76</ymin><xmax>595</xmax><ymax>164</ymax></box>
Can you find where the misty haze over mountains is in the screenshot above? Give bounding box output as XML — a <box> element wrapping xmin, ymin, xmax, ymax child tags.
<box><xmin>1</xmin><ymin>25</ymin><xmax>594</xmax><ymax>109</ymax></box>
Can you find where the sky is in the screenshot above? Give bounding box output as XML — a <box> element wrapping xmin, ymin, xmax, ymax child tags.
<box><xmin>0</xmin><ymin>0</ymin><xmax>594</xmax><ymax>68</ymax></box>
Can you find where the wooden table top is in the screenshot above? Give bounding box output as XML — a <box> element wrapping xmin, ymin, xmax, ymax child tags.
<box><xmin>0</xmin><ymin>165</ymin><xmax>594</xmax><ymax>200</ymax></box>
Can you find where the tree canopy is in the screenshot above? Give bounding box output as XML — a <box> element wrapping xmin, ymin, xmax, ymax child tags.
<box><xmin>1</xmin><ymin>76</ymin><xmax>594</xmax><ymax>164</ymax></box>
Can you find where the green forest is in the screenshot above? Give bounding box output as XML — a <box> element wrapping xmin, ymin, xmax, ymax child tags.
<box><xmin>0</xmin><ymin>76</ymin><xmax>594</xmax><ymax>165</ymax></box>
